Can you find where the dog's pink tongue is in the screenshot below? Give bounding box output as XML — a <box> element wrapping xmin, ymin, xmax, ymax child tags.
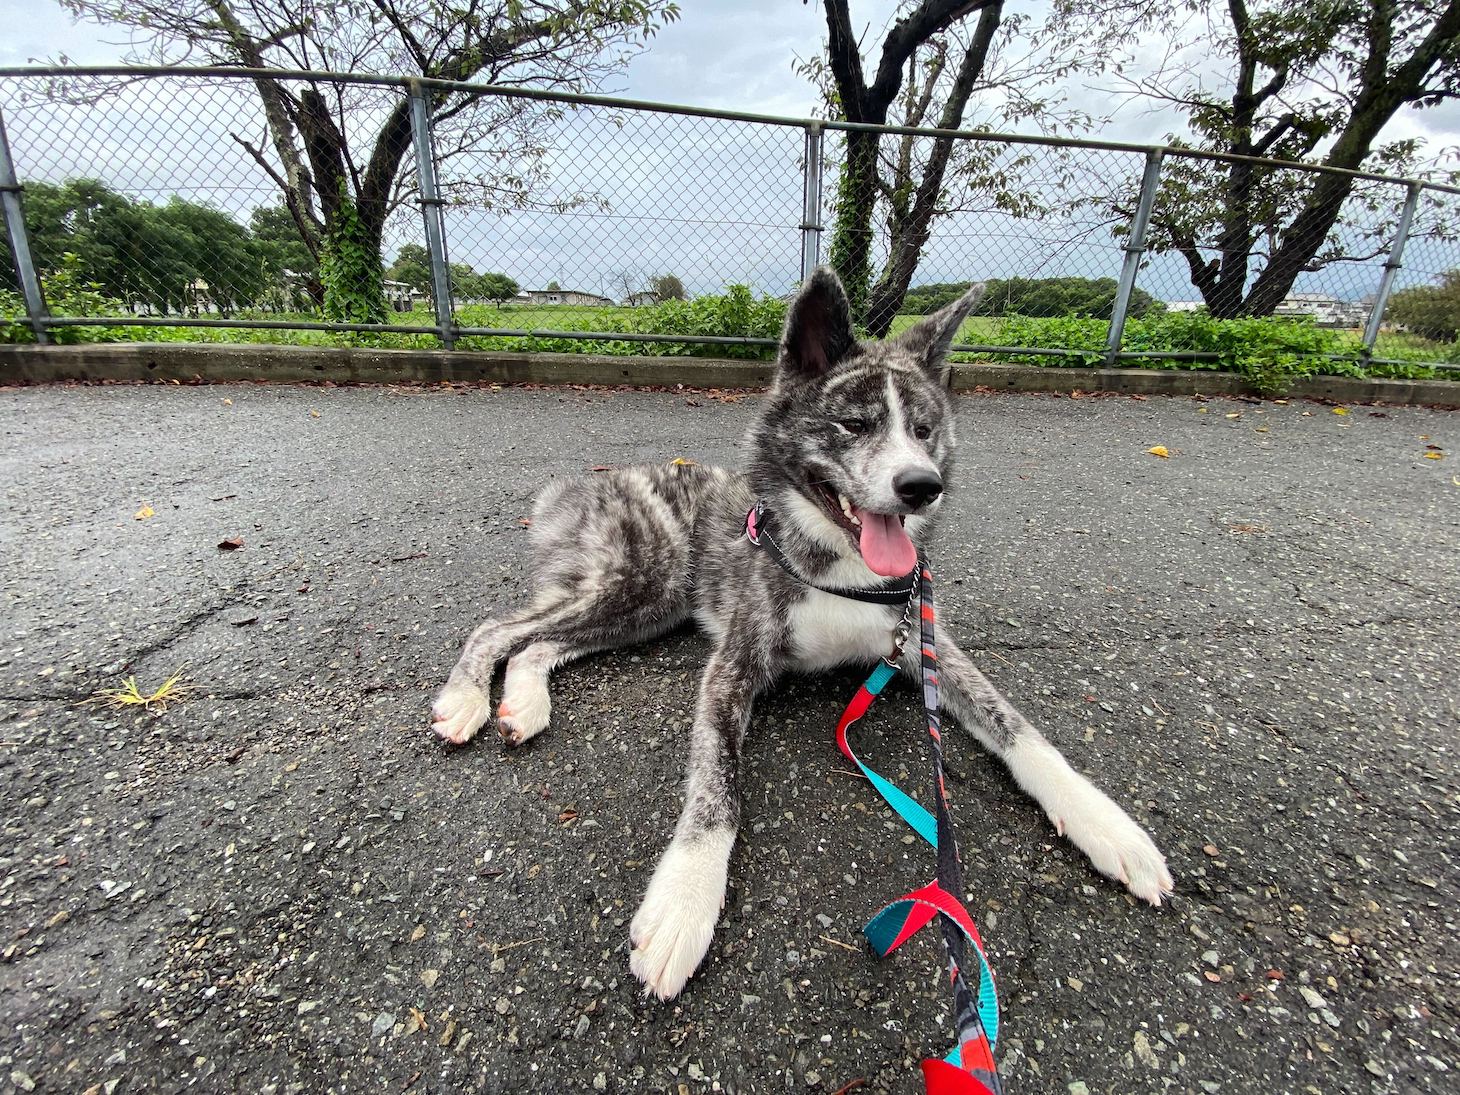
<box><xmin>855</xmin><ymin>508</ymin><xmax>917</xmax><ymax>577</ymax></box>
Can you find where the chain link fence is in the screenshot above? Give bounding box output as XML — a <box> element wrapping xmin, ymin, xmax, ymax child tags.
<box><xmin>2</xmin><ymin>66</ymin><xmax>1457</xmax><ymax>373</ymax></box>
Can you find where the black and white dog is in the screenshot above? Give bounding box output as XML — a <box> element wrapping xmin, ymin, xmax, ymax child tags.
<box><xmin>431</xmin><ymin>268</ymin><xmax>1173</xmax><ymax>1000</ymax></box>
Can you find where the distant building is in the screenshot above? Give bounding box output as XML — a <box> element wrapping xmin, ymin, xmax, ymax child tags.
<box><xmin>524</xmin><ymin>288</ymin><xmax>614</xmax><ymax>306</ymax></box>
<box><xmin>622</xmin><ymin>291</ymin><xmax>658</xmax><ymax>307</ymax></box>
<box><xmin>1274</xmin><ymin>293</ymin><xmax>1375</xmax><ymax>327</ymax></box>
<box><xmin>1166</xmin><ymin>300</ymin><xmax>1205</xmax><ymax>313</ymax></box>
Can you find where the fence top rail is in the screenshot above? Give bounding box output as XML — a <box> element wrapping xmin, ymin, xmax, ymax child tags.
<box><xmin>1</xmin><ymin>63</ymin><xmax>1457</xmax><ymax>198</ymax></box>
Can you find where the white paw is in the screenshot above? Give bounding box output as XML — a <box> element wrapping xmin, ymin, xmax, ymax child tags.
<box><xmin>431</xmin><ymin>679</ymin><xmax>490</xmax><ymax>745</ymax></box>
<box><xmin>629</xmin><ymin>831</ymin><xmax>733</xmax><ymax>1000</ymax></box>
<box><xmin>1052</xmin><ymin>781</ymin><xmax>1174</xmax><ymax>906</ymax></box>
<box><xmin>497</xmin><ymin>682</ymin><xmax>550</xmax><ymax>747</ymax></box>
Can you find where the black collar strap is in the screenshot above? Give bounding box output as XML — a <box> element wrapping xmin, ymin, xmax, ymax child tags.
<box><xmin>745</xmin><ymin>501</ymin><xmax>917</xmax><ymax>605</ymax></box>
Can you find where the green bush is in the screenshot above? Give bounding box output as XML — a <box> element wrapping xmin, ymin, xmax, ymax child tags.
<box><xmin>455</xmin><ymin>284</ymin><xmax>785</xmax><ymax>359</ymax></box>
<box><xmin>965</xmin><ymin>310</ymin><xmax>1441</xmax><ymax>395</ymax></box>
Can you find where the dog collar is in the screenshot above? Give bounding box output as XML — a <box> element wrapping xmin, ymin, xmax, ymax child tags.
<box><xmin>745</xmin><ymin>501</ymin><xmax>917</xmax><ymax>605</ymax></box>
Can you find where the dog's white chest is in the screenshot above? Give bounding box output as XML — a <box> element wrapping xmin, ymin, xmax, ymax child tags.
<box><xmin>787</xmin><ymin>591</ymin><xmax>900</xmax><ymax>671</ymax></box>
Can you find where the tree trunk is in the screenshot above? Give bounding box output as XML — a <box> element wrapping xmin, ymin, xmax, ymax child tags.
<box><xmin>827</xmin><ymin>130</ymin><xmax>882</xmax><ymax>323</ymax></box>
<box><xmin>864</xmin><ymin>5</ymin><xmax>999</xmax><ymax>337</ymax></box>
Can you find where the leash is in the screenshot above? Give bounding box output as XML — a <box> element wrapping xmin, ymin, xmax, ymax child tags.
<box><xmin>744</xmin><ymin>501</ymin><xmax>1002</xmax><ymax>1092</ymax></box>
<box><xmin>838</xmin><ymin>560</ymin><xmax>1003</xmax><ymax>1094</ymax></box>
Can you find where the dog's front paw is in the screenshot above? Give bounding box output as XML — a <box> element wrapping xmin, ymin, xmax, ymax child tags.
<box><xmin>497</xmin><ymin>687</ymin><xmax>550</xmax><ymax>747</ymax></box>
<box><xmin>431</xmin><ymin>678</ymin><xmax>491</xmax><ymax>744</ymax></box>
<box><xmin>1054</xmin><ymin>785</ymin><xmax>1174</xmax><ymax>906</ymax></box>
<box><xmin>629</xmin><ymin>832</ymin><xmax>733</xmax><ymax>1000</ymax></box>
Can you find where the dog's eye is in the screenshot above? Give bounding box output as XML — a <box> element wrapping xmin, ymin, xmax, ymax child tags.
<box><xmin>913</xmin><ymin>423</ymin><xmax>933</xmax><ymax>440</ymax></box>
<box><xmin>836</xmin><ymin>419</ymin><xmax>869</xmax><ymax>436</ymax></box>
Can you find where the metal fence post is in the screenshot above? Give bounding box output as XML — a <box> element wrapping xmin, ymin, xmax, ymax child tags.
<box><xmin>1104</xmin><ymin>148</ymin><xmax>1164</xmax><ymax>367</ymax></box>
<box><xmin>800</xmin><ymin>122</ymin><xmax>825</xmax><ymax>282</ymax></box>
<box><xmin>408</xmin><ymin>80</ymin><xmax>455</xmax><ymax>350</ymax></box>
<box><xmin>0</xmin><ymin>109</ymin><xmax>50</xmax><ymax>344</ymax></box>
<box><xmin>1362</xmin><ymin>181</ymin><xmax>1422</xmax><ymax>358</ymax></box>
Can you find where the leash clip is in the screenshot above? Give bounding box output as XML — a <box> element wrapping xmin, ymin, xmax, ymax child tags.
<box><xmin>884</xmin><ymin>595</ymin><xmax>916</xmax><ymax>665</ymax></box>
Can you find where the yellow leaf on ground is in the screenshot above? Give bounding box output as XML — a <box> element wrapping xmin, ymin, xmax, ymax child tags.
<box><xmin>222</xmin><ymin>398</ymin><xmax>233</xmax><ymax>406</ymax></box>
<box><xmin>134</xmin><ymin>504</ymin><xmax>155</xmax><ymax>520</ymax></box>
<box><xmin>1146</xmin><ymin>446</ymin><xmax>1171</xmax><ymax>459</ymax></box>
<box><xmin>1331</xmin><ymin>407</ymin><xmax>1349</xmax><ymax>415</ymax></box>
<box><xmin>309</xmin><ymin>409</ymin><xmax>321</xmax><ymax>418</ymax></box>
<box><xmin>1424</xmin><ymin>452</ymin><xmax>1443</xmax><ymax>460</ymax></box>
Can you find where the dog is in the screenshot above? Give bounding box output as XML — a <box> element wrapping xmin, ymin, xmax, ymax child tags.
<box><xmin>430</xmin><ymin>267</ymin><xmax>1173</xmax><ymax>1001</ymax></box>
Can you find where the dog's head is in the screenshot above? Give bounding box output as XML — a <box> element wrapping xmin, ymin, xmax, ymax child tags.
<box><xmin>748</xmin><ymin>267</ymin><xmax>985</xmax><ymax>578</ymax></box>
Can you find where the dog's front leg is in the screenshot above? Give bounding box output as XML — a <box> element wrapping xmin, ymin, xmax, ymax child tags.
<box><xmin>905</xmin><ymin>634</ymin><xmax>1174</xmax><ymax>906</ymax></box>
<box><xmin>629</xmin><ymin>643</ymin><xmax>765</xmax><ymax>1001</ymax></box>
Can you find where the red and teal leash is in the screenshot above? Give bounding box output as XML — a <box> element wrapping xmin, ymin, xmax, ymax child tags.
<box><xmin>835</xmin><ymin>558</ymin><xmax>1003</xmax><ymax>1095</ymax></box>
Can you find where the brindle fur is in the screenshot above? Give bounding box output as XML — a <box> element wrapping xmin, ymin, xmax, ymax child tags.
<box><xmin>431</xmin><ymin>268</ymin><xmax>1173</xmax><ymax>1001</ymax></box>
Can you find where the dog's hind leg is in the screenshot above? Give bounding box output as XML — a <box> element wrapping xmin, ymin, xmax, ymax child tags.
<box><xmin>902</xmin><ymin>634</ymin><xmax>1174</xmax><ymax>906</ymax></box>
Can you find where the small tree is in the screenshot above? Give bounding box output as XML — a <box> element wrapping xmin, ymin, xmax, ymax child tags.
<box><xmin>1388</xmin><ymin>270</ymin><xmax>1460</xmax><ymax>342</ymax></box>
<box><xmin>650</xmin><ymin>273</ymin><xmax>686</xmax><ymax>301</ymax></box>
<box><xmin>385</xmin><ymin>244</ymin><xmax>433</xmax><ymax>293</ymax></box>
<box><xmin>478</xmin><ymin>272</ymin><xmax>521</xmax><ymax>308</ymax></box>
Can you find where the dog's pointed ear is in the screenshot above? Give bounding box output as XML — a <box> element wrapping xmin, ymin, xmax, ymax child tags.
<box><xmin>779</xmin><ymin>267</ymin><xmax>856</xmax><ymax>380</ymax></box>
<box><xmin>893</xmin><ymin>282</ymin><xmax>986</xmax><ymax>384</ymax></box>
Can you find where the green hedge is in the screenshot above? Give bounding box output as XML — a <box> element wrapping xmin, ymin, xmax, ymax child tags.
<box><xmin>3</xmin><ymin>272</ymin><xmax>1453</xmax><ymax>395</ymax></box>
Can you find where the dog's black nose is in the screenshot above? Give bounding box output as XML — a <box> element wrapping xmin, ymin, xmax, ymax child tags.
<box><xmin>893</xmin><ymin>468</ymin><xmax>943</xmax><ymax>508</ymax></box>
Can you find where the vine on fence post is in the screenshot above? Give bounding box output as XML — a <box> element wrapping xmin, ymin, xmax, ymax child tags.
<box><xmin>319</xmin><ymin>179</ymin><xmax>386</xmax><ymax>325</ymax></box>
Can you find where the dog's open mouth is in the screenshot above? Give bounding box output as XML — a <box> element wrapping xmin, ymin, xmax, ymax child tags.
<box><xmin>812</xmin><ymin>483</ymin><xmax>917</xmax><ymax>578</ymax></box>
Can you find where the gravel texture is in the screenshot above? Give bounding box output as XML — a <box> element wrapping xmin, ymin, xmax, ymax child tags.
<box><xmin>1</xmin><ymin>382</ymin><xmax>1456</xmax><ymax>1094</ymax></box>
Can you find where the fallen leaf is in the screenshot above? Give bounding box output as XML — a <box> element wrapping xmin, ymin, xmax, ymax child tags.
<box><xmin>1266</xmin><ymin>968</ymin><xmax>1286</xmax><ymax>980</ymax></box>
<box><xmin>309</xmin><ymin>409</ymin><xmax>321</xmax><ymax>418</ymax></box>
<box><xmin>410</xmin><ymin>924</ymin><xmax>426</xmax><ymax>942</ymax></box>
<box><xmin>589</xmin><ymin>464</ymin><xmax>613</xmax><ymax>472</ymax></box>
<box><xmin>1225</xmin><ymin>412</ymin><xmax>1241</xmax><ymax>419</ymax></box>
<box><xmin>1426</xmin><ymin>443</ymin><xmax>1443</xmax><ymax>450</ymax></box>
<box><xmin>1424</xmin><ymin>452</ymin><xmax>1444</xmax><ymax>460</ymax></box>
<box><xmin>222</xmin><ymin>398</ymin><xmax>233</xmax><ymax>406</ymax></box>
<box><xmin>1203</xmin><ymin>844</ymin><xmax>1220</xmax><ymax>856</ymax></box>
<box><xmin>557</xmin><ymin>808</ymin><xmax>578</xmax><ymax>824</ymax></box>
<box><xmin>134</xmin><ymin>504</ymin><xmax>155</xmax><ymax>520</ymax></box>
<box><xmin>218</xmin><ymin>537</ymin><xmax>244</xmax><ymax>550</ymax></box>
<box><xmin>670</xmin><ymin>456</ymin><xmax>698</xmax><ymax>466</ymax></box>
<box><xmin>408</xmin><ymin>1005</ymin><xmax>428</xmax><ymax>1033</ymax></box>
<box><xmin>1146</xmin><ymin>446</ymin><xmax>1171</xmax><ymax>459</ymax></box>
<box><xmin>1331</xmin><ymin>407</ymin><xmax>1349</xmax><ymax>415</ymax></box>
<box><xmin>1203</xmin><ymin>970</ymin><xmax>1222</xmax><ymax>983</ymax></box>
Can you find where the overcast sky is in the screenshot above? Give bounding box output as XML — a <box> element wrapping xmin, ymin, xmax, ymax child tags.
<box><xmin>1</xmin><ymin>1</ymin><xmax>1456</xmax><ymax>302</ymax></box>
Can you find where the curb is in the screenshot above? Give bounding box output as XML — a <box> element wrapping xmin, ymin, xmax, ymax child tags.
<box><xmin>1</xmin><ymin>342</ymin><xmax>1457</xmax><ymax>407</ymax></box>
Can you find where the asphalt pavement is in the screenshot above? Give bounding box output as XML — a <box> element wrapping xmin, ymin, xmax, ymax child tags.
<box><xmin>1</xmin><ymin>380</ymin><xmax>1456</xmax><ymax>1095</ymax></box>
